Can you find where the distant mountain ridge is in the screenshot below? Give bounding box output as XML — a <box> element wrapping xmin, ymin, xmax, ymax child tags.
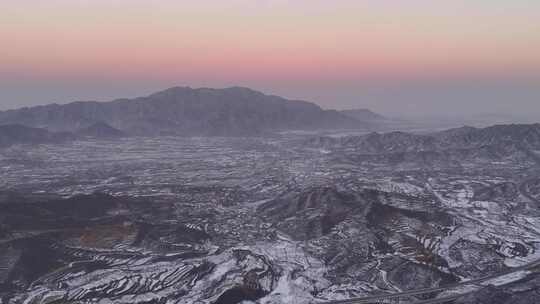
<box><xmin>340</xmin><ymin>109</ymin><xmax>386</xmax><ymax>121</ymax></box>
<box><xmin>307</xmin><ymin>123</ymin><xmax>540</xmax><ymax>157</ymax></box>
<box><xmin>0</xmin><ymin>122</ymin><xmax>126</xmax><ymax>147</ymax></box>
<box><xmin>77</xmin><ymin>122</ymin><xmax>126</xmax><ymax>138</ymax></box>
<box><xmin>0</xmin><ymin>124</ymin><xmax>75</xmax><ymax>147</ymax></box>
<box><xmin>306</xmin><ymin>123</ymin><xmax>540</xmax><ymax>168</ymax></box>
<box><xmin>436</xmin><ymin>124</ymin><xmax>540</xmax><ymax>149</ymax></box>
<box><xmin>0</xmin><ymin>87</ymin><xmax>366</xmax><ymax>136</ymax></box>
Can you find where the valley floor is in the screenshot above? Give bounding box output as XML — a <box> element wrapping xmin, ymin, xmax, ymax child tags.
<box><xmin>1</xmin><ymin>135</ymin><xmax>539</xmax><ymax>303</ymax></box>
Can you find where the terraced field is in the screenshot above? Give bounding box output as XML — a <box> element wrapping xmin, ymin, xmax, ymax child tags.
<box><xmin>1</xmin><ymin>130</ymin><xmax>540</xmax><ymax>303</ymax></box>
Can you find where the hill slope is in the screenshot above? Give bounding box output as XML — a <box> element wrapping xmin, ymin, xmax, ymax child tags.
<box><xmin>76</xmin><ymin>122</ymin><xmax>126</xmax><ymax>138</ymax></box>
<box><xmin>0</xmin><ymin>124</ymin><xmax>74</xmax><ymax>147</ymax></box>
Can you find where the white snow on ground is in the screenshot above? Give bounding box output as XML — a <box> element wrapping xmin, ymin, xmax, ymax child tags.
<box><xmin>376</xmin><ymin>181</ymin><xmax>427</xmax><ymax>197</ymax></box>
<box><xmin>428</xmin><ymin>178</ymin><xmax>540</xmax><ymax>270</ymax></box>
<box><xmin>254</xmin><ymin>241</ymin><xmax>330</xmax><ymax>304</ymax></box>
<box><xmin>487</xmin><ymin>270</ymin><xmax>531</xmax><ymax>287</ymax></box>
<box><xmin>172</xmin><ymin>240</ymin><xmax>331</xmax><ymax>304</ymax></box>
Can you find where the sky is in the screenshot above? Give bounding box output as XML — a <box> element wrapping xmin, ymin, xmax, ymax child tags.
<box><xmin>1</xmin><ymin>0</ymin><xmax>540</xmax><ymax>118</ymax></box>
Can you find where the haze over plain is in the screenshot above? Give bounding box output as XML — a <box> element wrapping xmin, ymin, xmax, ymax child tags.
<box><xmin>1</xmin><ymin>0</ymin><xmax>539</xmax><ymax>118</ymax></box>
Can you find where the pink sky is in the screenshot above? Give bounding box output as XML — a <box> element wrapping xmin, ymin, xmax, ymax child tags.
<box><xmin>1</xmin><ymin>0</ymin><xmax>540</xmax><ymax>115</ymax></box>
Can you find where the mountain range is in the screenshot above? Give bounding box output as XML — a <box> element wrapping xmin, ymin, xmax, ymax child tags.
<box><xmin>307</xmin><ymin>123</ymin><xmax>540</xmax><ymax>167</ymax></box>
<box><xmin>309</xmin><ymin>124</ymin><xmax>540</xmax><ymax>152</ymax></box>
<box><xmin>1</xmin><ymin>86</ymin><xmax>539</xmax><ymax>152</ymax></box>
<box><xmin>0</xmin><ymin>87</ymin><xmax>367</xmax><ymax>136</ymax></box>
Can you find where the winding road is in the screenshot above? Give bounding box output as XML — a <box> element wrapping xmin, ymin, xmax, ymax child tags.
<box><xmin>321</xmin><ymin>258</ymin><xmax>540</xmax><ymax>304</ymax></box>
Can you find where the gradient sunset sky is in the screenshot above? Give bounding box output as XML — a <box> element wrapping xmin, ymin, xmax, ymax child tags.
<box><xmin>1</xmin><ymin>0</ymin><xmax>540</xmax><ymax>117</ymax></box>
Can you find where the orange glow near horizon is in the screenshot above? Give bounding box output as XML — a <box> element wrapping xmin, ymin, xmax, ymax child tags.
<box><xmin>2</xmin><ymin>0</ymin><xmax>540</xmax><ymax>84</ymax></box>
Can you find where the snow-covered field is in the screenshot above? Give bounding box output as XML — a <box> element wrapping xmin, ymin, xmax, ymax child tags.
<box><xmin>1</xmin><ymin>136</ymin><xmax>539</xmax><ymax>303</ymax></box>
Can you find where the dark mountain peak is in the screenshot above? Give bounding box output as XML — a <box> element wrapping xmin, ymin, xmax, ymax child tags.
<box><xmin>219</xmin><ymin>86</ymin><xmax>264</xmax><ymax>95</ymax></box>
<box><xmin>443</xmin><ymin>125</ymin><xmax>477</xmax><ymax>133</ymax></box>
<box><xmin>77</xmin><ymin>122</ymin><xmax>125</xmax><ymax>138</ymax></box>
<box><xmin>0</xmin><ymin>86</ymin><xmax>364</xmax><ymax>136</ymax></box>
<box><xmin>148</xmin><ymin>86</ymin><xmax>195</xmax><ymax>97</ymax></box>
<box><xmin>482</xmin><ymin>123</ymin><xmax>540</xmax><ymax>134</ymax></box>
<box><xmin>341</xmin><ymin>108</ymin><xmax>386</xmax><ymax>121</ymax></box>
<box><xmin>148</xmin><ymin>86</ymin><xmax>267</xmax><ymax>101</ymax></box>
<box><xmin>441</xmin><ymin>123</ymin><xmax>540</xmax><ymax>137</ymax></box>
